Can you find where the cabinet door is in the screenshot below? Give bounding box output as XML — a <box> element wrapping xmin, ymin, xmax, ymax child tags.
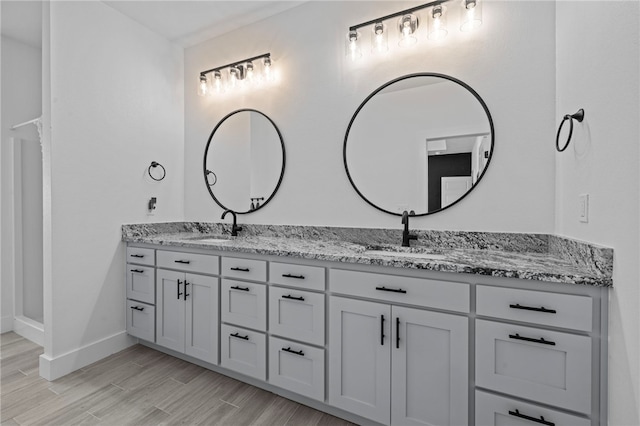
<box><xmin>220</xmin><ymin>324</ymin><xmax>266</xmax><ymax>381</ymax></box>
<box><xmin>126</xmin><ymin>265</ymin><xmax>155</xmax><ymax>304</ymax></box>
<box><xmin>126</xmin><ymin>300</ymin><xmax>155</xmax><ymax>342</ymax></box>
<box><xmin>329</xmin><ymin>297</ymin><xmax>391</xmax><ymax>424</ymax></box>
<box><xmin>185</xmin><ymin>273</ymin><xmax>219</xmax><ymax>364</ymax></box>
<box><xmin>156</xmin><ymin>269</ymin><xmax>185</xmax><ymax>352</ymax></box>
<box><xmin>269</xmin><ymin>286</ymin><xmax>325</xmax><ymax>346</ymax></box>
<box><xmin>391</xmin><ymin>306</ymin><xmax>469</xmax><ymax>426</ymax></box>
<box><xmin>221</xmin><ymin>279</ymin><xmax>267</xmax><ymax>331</ymax></box>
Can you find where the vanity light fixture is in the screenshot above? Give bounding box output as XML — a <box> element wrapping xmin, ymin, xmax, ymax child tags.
<box><xmin>346</xmin><ymin>0</ymin><xmax>482</xmax><ymax>61</ymax></box>
<box><xmin>198</xmin><ymin>53</ymin><xmax>273</xmax><ymax>97</ymax></box>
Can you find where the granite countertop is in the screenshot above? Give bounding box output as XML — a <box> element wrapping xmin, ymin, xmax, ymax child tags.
<box><xmin>122</xmin><ymin>222</ymin><xmax>613</xmax><ymax>287</ymax></box>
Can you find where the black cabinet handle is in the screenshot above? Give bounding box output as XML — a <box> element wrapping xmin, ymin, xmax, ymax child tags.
<box><xmin>177</xmin><ymin>279</ymin><xmax>183</xmax><ymax>299</ymax></box>
<box><xmin>509</xmin><ymin>333</ymin><xmax>556</xmax><ymax>346</ymax></box>
<box><xmin>130</xmin><ymin>254</ymin><xmax>144</xmax><ymax>258</ymax></box>
<box><xmin>380</xmin><ymin>314</ymin><xmax>385</xmax><ymax>346</ymax></box>
<box><xmin>130</xmin><ymin>269</ymin><xmax>144</xmax><ymax>273</ymax></box>
<box><xmin>174</xmin><ymin>260</ymin><xmax>191</xmax><ymax>264</ymax></box>
<box><xmin>282</xmin><ymin>347</ymin><xmax>305</xmax><ymax>357</ymax></box>
<box><xmin>509</xmin><ymin>303</ymin><xmax>557</xmax><ymax>314</ymax></box>
<box><xmin>184</xmin><ymin>281</ymin><xmax>190</xmax><ymax>300</ymax></box>
<box><xmin>282</xmin><ymin>294</ymin><xmax>305</xmax><ymax>301</ymax></box>
<box><xmin>230</xmin><ymin>285</ymin><xmax>250</xmax><ymax>292</ymax></box>
<box><xmin>375</xmin><ymin>286</ymin><xmax>407</xmax><ymax>294</ymax></box>
<box><xmin>230</xmin><ymin>332</ymin><xmax>249</xmax><ymax>341</ymax></box>
<box><xmin>130</xmin><ymin>306</ymin><xmax>144</xmax><ymax>311</ymax></box>
<box><xmin>508</xmin><ymin>409</ymin><xmax>555</xmax><ymax>426</ymax></box>
<box><xmin>230</xmin><ymin>267</ymin><xmax>250</xmax><ymax>272</ymax></box>
<box><xmin>282</xmin><ymin>273</ymin><xmax>305</xmax><ymax>279</ymax></box>
<box><xmin>396</xmin><ymin>317</ymin><xmax>400</xmax><ymax>349</ymax></box>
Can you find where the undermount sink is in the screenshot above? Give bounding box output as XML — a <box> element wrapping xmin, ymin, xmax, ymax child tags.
<box><xmin>188</xmin><ymin>235</ymin><xmax>232</xmax><ymax>244</ymax></box>
<box><xmin>364</xmin><ymin>249</ymin><xmax>447</xmax><ymax>260</ymax></box>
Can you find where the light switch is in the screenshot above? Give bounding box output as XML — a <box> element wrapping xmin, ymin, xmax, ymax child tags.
<box><xmin>578</xmin><ymin>194</ymin><xmax>589</xmax><ymax>223</ymax></box>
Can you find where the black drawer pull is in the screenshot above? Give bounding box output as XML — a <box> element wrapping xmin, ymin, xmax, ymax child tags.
<box><xmin>184</xmin><ymin>281</ymin><xmax>190</xmax><ymax>300</ymax></box>
<box><xmin>282</xmin><ymin>273</ymin><xmax>305</xmax><ymax>280</ymax></box>
<box><xmin>130</xmin><ymin>306</ymin><xmax>144</xmax><ymax>311</ymax></box>
<box><xmin>509</xmin><ymin>333</ymin><xmax>556</xmax><ymax>346</ymax></box>
<box><xmin>230</xmin><ymin>285</ymin><xmax>250</xmax><ymax>292</ymax></box>
<box><xmin>508</xmin><ymin>409</ymin><xmax>555</xmax><ymax>426</ymax></box>
<box><xmin>375</xmin><ymin>286</ymin><xmax>407</xmax><ymax>294</ymax></box>
<box><xmin>510</xmin><ymin>303</ymin><xmax>557</xmax><ymax>314</ymax></box>
<box><xmin>282</xmin><ymin>347</ymin><xmax>305</xmax><ymax>356</ymax></box>
<box><xmin>130</xmin><ymin>254</ymin><xmax>144</xmax><ymax>258</ymax></box>
<box><xmin>174</xmin><ymin>260</ymin><xmax>191</xmax><ymax>264</ymax></box>
<box><xmin>396</xmin><ymin>317</ymin><xmax>400</xmax><ymax>349</ymax></box>
<box><xmin>130</xmin><ymin>269</ymin><xmax>144</xmax><ymax>274</ymax></box>
<box><xmin>177</xmin><ymin>279</ymin><xmax>183</xmax><ymax>299</ymax></box>
<box><xmin>282</xmin><ymin>294</ymin><xmax>305</xmax><ymax>301</ymax></box>
<box><xmin>230</xmin><ymin>267</ymin><xmax>250</xmax><ymax>272</ymax></box>
<box><xmin>230</xmin><ymin>332</ymin><xmax>249</xmax><ymax>341</ymax></box>
<box><xmin>380</xmin><ymin>314</ymin><xmax>385</xmax><ymax>346</ymax></box>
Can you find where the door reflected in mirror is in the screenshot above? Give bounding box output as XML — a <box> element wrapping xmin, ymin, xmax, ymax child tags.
<box><xmin>204</xmin><ymin>109</ymin><xmax>285</xmax><ymax>214</ymax></box>
<box><xmin>344</xmin><ymin>73</ymin><xmax>494</xmax><ymax>216</ymax></box>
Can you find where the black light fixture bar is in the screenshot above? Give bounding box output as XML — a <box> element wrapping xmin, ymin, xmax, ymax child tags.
<box><xmin>349</xmin><ymin>0</ymin><xmax>446</xmax><ymax>31</ymax></box>
<box><xmin>200</xmin><ymin>53</ymin><xmax>271</xmax><ymax>77</ymax></box>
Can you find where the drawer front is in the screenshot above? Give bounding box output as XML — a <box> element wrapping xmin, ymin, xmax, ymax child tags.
<box><xmin>157</xmin><ymin>250</ymin><xmax>219</xmax><ymax>275</ymax></box>
<box><xmin>475</xmin><ymin>391</ymin><xmax>590</xmax><ymax>426</ymax></box>
<box><xmin>126</xmin><ymin>264</ymin><xmax>155</xmax><ymax>304</ymax></box>
<box><xmin>269</xmin><ymin>287</ymin><xmax>325</xmax><ymax>346</ymax></box>
<box><xmin>269</xmin><ymin>262</ymin><xmax>325</xmax><ymax>291</ymax></box>
<box><xmin>221</xmin><ymin>279</ymin><xmax>267</xmax><ymax>331</ymax></box>
<box><xmin>477</xmin><ymin>285</ymin><xmax>593</xmax><ymax>332</ymax></box>
<box><xmin>268</xmin><ymin>336</ymin><xmax>325</xmax><ymax>401</ymax></box>
<box><xmin>330</xmin><ymin>269</ymin><xmax>469</xmax><ymax>313</ymax></box>
<box><xmin>221</xmin><ymin>257</ymin><xmax>267</xmax><ymax>282</ymax></box>
<box><xmin>126</xmin><ymin>300</ymin><xmax>155</xmax><ymax>342</ymax></box>
<box><xmin>126</xmin><ymin>247</ymin><xmax>155</xmax><ymax>266</ymax></box>
<box><xmin>476</xmin><ymin>319</ymin><xmax>592</xmax><ymax>414</ymax></box>
<box><xmin>220</xmin><ymin>324</ymin><xmax>266</xmax><ymax>381</ymax></box>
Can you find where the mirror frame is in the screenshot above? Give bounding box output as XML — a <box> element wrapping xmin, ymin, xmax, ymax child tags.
<box><xmin>203</xmin><ymin>108</ymin><xmax>286</xmax><ymax>214</ymax></box>
<box><xmin>343</xmin><ymin>72</ymin><xmax>495</xmax><ymax>217</ymax></box>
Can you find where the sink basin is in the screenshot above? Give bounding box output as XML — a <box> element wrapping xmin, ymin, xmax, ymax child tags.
<box><xmin>364</xmin><ymin>250</ymin><xmax>447</xmax><ymax>260</ymax></box>
<box><xmin>187</xmin><ymin>235</ymin><xmax>232</xmax><ymax>244</ymax></box>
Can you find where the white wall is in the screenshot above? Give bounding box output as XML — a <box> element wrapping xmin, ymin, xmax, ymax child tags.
<box><xmin>0</xmin><ymin>35</ymin><xmax>42</xmax><ymax>332</ymax></box>
<box><xmin>41</xmin><ymin>0</ymin><xmax>184</xmax><ymax>378</ymax></box>
<box><xmin>184</xmin><ymin>1</ymin><xmax>557</xmax><ymax>232</ymax></box>
<box><xmin>555</xmin><ymin>2</ymin><xmax>640</xmax><ymax>424</ymax></box>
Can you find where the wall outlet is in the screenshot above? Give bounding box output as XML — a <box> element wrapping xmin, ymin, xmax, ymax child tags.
<box><xmin>578</xmin><ymin>194</ymin><xmax>589</xmax><ymax>223</ymax></box>
<box><xmin>147</xmin><ymin>197</ymin><xmax>157</xmax><ymax>216</ymax></box>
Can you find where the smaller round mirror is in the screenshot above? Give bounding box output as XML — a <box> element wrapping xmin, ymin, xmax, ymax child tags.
<box><xmin>203</xmin><ymin>109</ymin><xmax>285</xmax><ymax>213</ymax></box>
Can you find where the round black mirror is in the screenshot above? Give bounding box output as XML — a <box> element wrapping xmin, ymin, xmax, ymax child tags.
<box><xmin>204</xmin><ymin>109</ymin><xmax>285</xmax><ymax>214</ymax></box>
<box><xmin>344</xmin><ymin>73</ymin><xmax>494</xmax><ymax>216</ymax></box>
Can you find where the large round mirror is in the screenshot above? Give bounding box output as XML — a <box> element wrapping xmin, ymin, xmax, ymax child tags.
<box><xmin>204</xmin><ymin>109</ymin><xmax>285</xmax><ymax>214</ymax></box>
<box><xmin>344</xmin><ymin>73</ymin><xmax>494</xmax><ymax>216</ymax></box>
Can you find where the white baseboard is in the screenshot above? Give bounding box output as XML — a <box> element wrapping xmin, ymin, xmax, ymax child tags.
<box><xmin>13</xmin><ymin>316</ymin><xmax>44</xmax><ymax>346</ymax></box>
<box><xmin>39</xmin><ymin>331</ymin><xmax>137</xmax><ymax>381</ymax></box>
<box><xmin>1</xmin><ymin>315</ymin><xmax>13</xmax><ymax>333</ymax></box>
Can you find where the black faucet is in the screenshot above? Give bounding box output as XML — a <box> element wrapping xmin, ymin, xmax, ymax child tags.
<box><xmin>221</xmin><ymin>210</ymin><xmax>242</xmax><ymax>237</ymax></box>
<box><xmin>401</xmin><ymin>210</ymin><xmax>418</xmax><ymax>247</ymax></box>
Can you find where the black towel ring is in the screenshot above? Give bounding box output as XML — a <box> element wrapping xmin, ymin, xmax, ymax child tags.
<box><xmin>148</xmin><ymin>161</ymin><xmax>166</xmax><ymax>181</ymax></box>
<box><xmin>556</xmin><ymin>109</ymin><xmax>585</xmax><ymax>152</ymax></box>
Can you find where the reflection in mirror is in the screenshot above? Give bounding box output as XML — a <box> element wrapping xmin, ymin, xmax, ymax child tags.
<box><xmin>204</xmin><ymin>109</ymin><xmax>285</xmax><ymax>214</ymax></box>
<box><xmin>344</xmin><ymin>73</ymin><xmax>493</xmax><ymax>216</ymax></box>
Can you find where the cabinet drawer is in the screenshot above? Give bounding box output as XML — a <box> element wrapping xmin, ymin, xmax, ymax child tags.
<box><xmin>221</xmin><ymin>257</ymin><xmax>267</xmax><ymax>282</ymax></box>
<box><xmin>157</xmin><ymin>250</ymin><xmax>219</xmax><ymax>275</ymax></box>
<box><xmin>126</xmin><ymin>247</ymin><xmax>155</xmax><ymax>266</ymax></box>
<box><xmin>476</xmin><ymin>319</ymin><xmax>592</xmax><ymax>414</ymax></box>
<box><xmin>220</xmin><ymin>324</ymin><xmax>266</xmax><ymax>381</ymax></box>
<box><xmin>269</xmin><ymin>262</ymin><xmax>325</xmax><ymax>291</ymax></box>
<box><xmin>268</xmin><ymin>336</ymin><xmax>325</xmax><ymax>401</ymax></box>
<box><xmin>269</xmin><ymin>287</ymin><xmax>325</xmax><ymax>346</ymax></box>
<box><xmin>475</xmin><ymin>391</ymin><xmax>590</xmax><ymax>426</ymax></box>
<box><xmin>126</xmin><ymin>300</ymin><xmax>155</xmax><ymax>342</ymax></box>
<box><xmin>126</xmin><ymin>264</ymin><xmax>155</xmax><ymax>304</ymax></box>
<box><xmin>221</xmin><ymin>279</ymin><xmax>267</xmax><ymax>331</ymax></box>
<box><xmin>477</xmin><ymin>285</ymin><xmax>593</xmax><ymax>332</ymax></box>
<box><xmin>330</xmin><ymin>269</ymin><xmax>469</xmax><ymax>313</ymax></box>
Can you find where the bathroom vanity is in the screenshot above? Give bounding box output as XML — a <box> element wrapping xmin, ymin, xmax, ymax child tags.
<box><xmin>123</xmin><ymin>222</ymin><xmax>611</xmax><ymax>426</ymax></box>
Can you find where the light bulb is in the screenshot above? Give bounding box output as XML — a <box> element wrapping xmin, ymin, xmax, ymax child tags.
<box><xmin>246</xmin><ymin>62</ymin><xmax>254</xmax><ymax>83</ymax></box>
<box><xmin>345</xmin><ymin>30</ymin><xmax>362</xmax><ymax>61</ymax></box>
<box><xmin>428</xmin><ymin>5</ymin><xmax>448</xmax><ymax>41</ymax></box>
<box><xmin>398</xmin><ymin>14</ymin><xmax>418</xmax><ymax>47</ymax></box>
<box><xmin>229</xmin><ymin>67</ymin><xmax>238</xmax><ymax>88</ymax></box>
<box><xmin>197</xmin><ymin>74</ymin><xmax>208</xmax><ymax>97</ymax></box>
<box><xmin>371</xmin><ymin>22</ymin><xmax>388</xmax><ymax>54</ymax></box>
<box><xmin>213</xmin><ymin>71</ymin><xmax>223</xmax><ymax>93</ymax></box>
<box><xmin>461</xmin><ymin>0</ymin><xmax>482</xmax><ymax>32</ymax></box>
<box><xmin>263</xmin><ymin>57</ymin><xmax>274</xmax><ymax>82</ymax></box>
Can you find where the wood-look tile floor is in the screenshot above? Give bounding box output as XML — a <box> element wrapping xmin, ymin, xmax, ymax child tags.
<box><xmin>0</xmin><ymin>332</ymin><xmax>354</xmax><ymax>426</ymax></box>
